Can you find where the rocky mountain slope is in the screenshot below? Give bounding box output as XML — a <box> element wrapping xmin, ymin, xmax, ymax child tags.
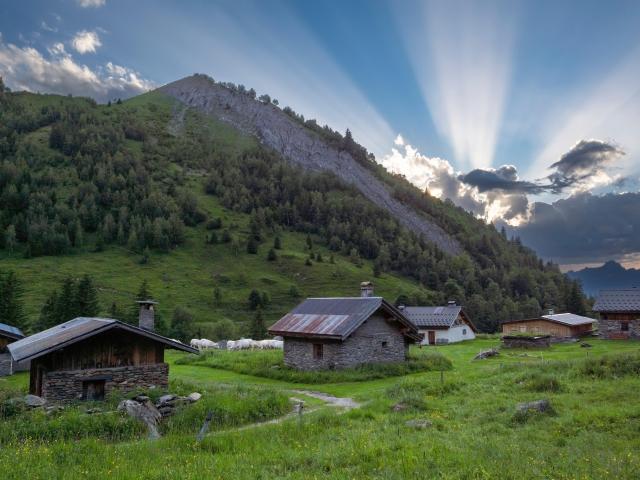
<box><xmin>159</xmin><ymin>75</ymin><xmax>461</xmax><ymax>255</ymax></box>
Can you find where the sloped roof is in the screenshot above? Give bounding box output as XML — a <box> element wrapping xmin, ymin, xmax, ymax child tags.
<box><xmin>593</xmin><ymin>289</ymin><xmax>640</xmax><ymax>312</ymax></box>
<box><xmin>8</xmin><ymin>317</ymin><xmax>198</xmax><ymax>363</ymax></box>
<box><xmin>268</xmin><ymin>297</ymin><xmax>421</xmax><ymax>342</ymax></box>
<box><xmin>0</xmin><ymin>322</ymin><xmax>24</xmax><ymax>341</ymax></box>
<box><xmin>402</xmin><ymin>306</ymin><xmax>461</xmax><ymax>328</ymax></box>
<box><xmin>542</xmin><ymin>313</ymin><xmax>594</xmax><ymax>326</ymax></box>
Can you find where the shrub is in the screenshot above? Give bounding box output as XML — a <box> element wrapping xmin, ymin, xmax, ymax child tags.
<box><xmin>516</xmin><ymin>372</ymin><xmax>563</xmax><ymax>393</ymax></box>
<box><xmin>386</xmin><ymin>378</ymin><xmax>463</xmax><ymax>410</ymax></box>
<box><xmin>577</xmin><ymin>353</ymin><xmax>640</xmax><ymax>379</ymax></box>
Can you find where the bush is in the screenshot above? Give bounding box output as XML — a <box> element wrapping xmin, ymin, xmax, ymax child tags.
<box><xmin>577</xmin><ymin>353</ymin><xmax>640</xmax><ymax>379</ymax></box>
<box><xmin>386</xmin><ymin>378</ymin><xmax>463</xmax><ymax>411</ymax></box>
<box><xmin>516</xmin><ymin>372</ymin><xmax>563</xmax><ymax>393</ymax></box>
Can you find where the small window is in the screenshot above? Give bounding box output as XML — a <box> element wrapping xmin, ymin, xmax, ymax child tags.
<box><xmin>312</xmin><ymin>343</ymin><xmax>323</xmax><ymax>359</ymax></box>
<box><xmin>381</xmin><ymin>341</ymin><xmax>388</xmax><ymax>348</ymax></box>
<box><xmin>621</xmin><ymin>322</ymin><xmax>629</xmax><ymax>332</ymax></box>
<box><xmin>82</xmin><ymin>379</ymin><xmax>106</xmax><ymax>401</ymax></box>
<box><xmin>462</xmin><ymin>328</ymin><xmax>467</xmax><ymax>335</ymax></box>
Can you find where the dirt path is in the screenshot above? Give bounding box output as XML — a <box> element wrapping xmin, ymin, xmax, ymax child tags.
<box><xmin>208</xmin><ymin>390</ymin><xmax>360</xmax><ymax>436</ymax></box>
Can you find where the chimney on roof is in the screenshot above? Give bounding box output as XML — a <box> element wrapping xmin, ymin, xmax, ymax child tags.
<box><xmin>547</xmin><ymin>308</ymin><xmax>555</xmax><ymax>315</ymax></box>
<box><xmin>360</xmin><ymin>281</ymin><xmax>374</xmax><ymax>298</ymax></box>
<box><xmin>137</xmin><ymin>300</ymin><xmax>158</xmax><ymax>331</ymax></box>
<box><xmin>447</xmin><ymin>300</ymin><xmax>456</xmax><ymax>306</ymax></box>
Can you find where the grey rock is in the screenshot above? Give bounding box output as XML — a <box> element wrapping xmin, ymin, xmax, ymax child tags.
<box><xmin>158</xmin><ymin>394</ymin><xmax>176</xmax><ymax>404</ymax></box>
<box><xmin>392</xmin><ymin>402</ymin><xmax>409</xmax><ymax>412</ymax></box>
<box><xmin>187</xmin><ymin>392</ymin><xmax>202</xmax><ymax>402</ymax></box>
<box><xmin>85</xmin><ymin>408</ymin><xmax>103</xmax><ymax>414</ymax></box>
<box><xmin>474</xmin><ymin>349</ymin><xmax>499</xmax><ymax>360</ymax></box>
<box><xmin>159</xmin><ymin>75</ymin><xmax>462</xmax><ymax>256</ymax></box>
<box><xmin>133</xmin><ymin>395</ymin><xmax>150</xmax><ymax>402</ymax></box>
<box><xmin>405</xmin><ymin>419</ymin><xmax>433</xmax><ymax>429</ymax></box>
<box><xmin>24</xmin><ymin>394</ymin><xmax>46</xmax><ymax>407</ymax></box>
<box><xmin>118</xmin><ymin>399</ymin><xmax>162</xmax><ymax>439</ymax></box>
<box><xmin>580</xmin><ymin>342</ymin><xmax>592</xmax><ymax>348</ymax></box>
<box><xmin>516</xmin><ymin>399</ymin><xmax>552</xmax><ymax>414</ymax></box>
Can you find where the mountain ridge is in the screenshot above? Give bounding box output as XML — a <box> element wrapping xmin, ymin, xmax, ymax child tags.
<box><xmin>567</xmin><ymin>260</ymin><xmax>640</xmax><ymax>296</ymax></box>
<box><xmin>158</xmin><ymin>74</ymin><xmax>462</xmax><ymax>256</ymax></box>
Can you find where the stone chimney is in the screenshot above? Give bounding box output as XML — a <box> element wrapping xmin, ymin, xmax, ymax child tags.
<box><xmin>360</xmin><ymin>281</ymin><xmax>374</xmax><ymax>298</ymax></box>
<box><xmin>137</xmin><ymin>300</ymin><xmax>158</xmax><ymax>331</ymax></box>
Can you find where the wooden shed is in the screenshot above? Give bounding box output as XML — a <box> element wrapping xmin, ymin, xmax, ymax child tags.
<box><xmin>501</xmin><ymin>312</ymin><xmax>594</xmax><ymax>340</ymax></box>
<box><xmin>8</xmin><ymin>314</ymin><xmax>197</xmax><ymax>401</ymax></box>
<box><xmin>593</xmin><ymin>288</ymin><xmax>640</xmax><ymax>339</ymax></box>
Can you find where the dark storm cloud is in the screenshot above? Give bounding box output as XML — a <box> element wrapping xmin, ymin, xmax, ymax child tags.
<box><xmin>459</xmin><ymin>166</ymin><xmax>546</xmax><ymax>193</ymax></box>
<box><xmin>506</xmin><ymin>192</ymin><xmax>640</xmax><ymax>264</ymax></box>
<box><xmin>550</xmin><ymin>139</ymin><xmax>625</xmax><ymax>177</ymax></box>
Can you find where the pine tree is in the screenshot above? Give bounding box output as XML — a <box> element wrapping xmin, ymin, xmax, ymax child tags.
<box><xmin>248</xmin><ymin>289</ymin><xmax>262</xmax><ymax>310</ymax></box>
<box><xmin>58</xmin><ymin>276</ymin><xmax>77</xmax><ymax>321</ymax></box>
<box><xmin>213</xmin><ymin>287</ymin><xmax>222</xmax><ymax>306</ymax></box>
<box><xmin>75</xmin><ymin>274</ymin><xmax>100</xmax><ymax>317</ymax></box>
<box><xmin>169</xmin><ymin>307</ymin><xmax>194</xmax><ymax>342</ymax></box>
<box><xmin>36</xmin><ymin>291</ymin><xmax>59</xmax><ymax>331</ymax></box>
<box><xmin>247</xmin><ymin>237</ymin><xmax>259</xmax><ymax>254</ymax></box>
<box><xmin>273</xmin><ymin>236</ymin><xmax>282</xmax><ymax>250</ymax></box>
<box><xmin>565</xmin><ymin>281</ymin><xmax>586</xmax><ymax>316</ymax></box>
<box><xmin>267</xmin><ymin>248</ymin><xmax>277</xmax><ymax>261</ymax></box>
<box><xmin>0</xmin><ymin>271</ymin><xmax>27</xmax><ymax>332</ymax></box>
<box><xmin>250</xmin><ymin>308</ymin><xmax>267</xmax><ymax>339</ymax></box>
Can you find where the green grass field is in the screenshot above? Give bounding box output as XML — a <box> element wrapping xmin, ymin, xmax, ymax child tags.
<box><xmin>2</xmin><ymin>338</ymin><xmax>640</xmax><ymax>479</ymax></box>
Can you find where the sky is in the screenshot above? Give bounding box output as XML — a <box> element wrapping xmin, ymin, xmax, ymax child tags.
<box><xmin>1</xmin><ymin>0</ymin><xmax>640</xmax><ymax>270</ymax></box>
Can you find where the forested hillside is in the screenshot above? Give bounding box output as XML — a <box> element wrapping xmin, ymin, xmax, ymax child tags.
<box><xmin>0</xmin><ymin>76</ymin><xmax>588</xmax><ymax>335</ymax></box>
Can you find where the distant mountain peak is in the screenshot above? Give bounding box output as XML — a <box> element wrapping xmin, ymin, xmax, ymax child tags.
<box><xmin>568</xmin><ymin>259</ymin><xmax>640</xmax><ymax>296</ymax></box>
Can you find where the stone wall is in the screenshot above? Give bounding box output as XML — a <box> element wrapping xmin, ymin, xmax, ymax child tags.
<box><xmin>41</xmin><ymin>363</ymin><xmax>169</xmax><ymax>401</ymax></box>
<box><xmin>502</xmin><ymin>336</ymin><xmax>551</xmax><ymax>349</ymax></box>
<box><xmin>283</xmin><ymin>314</ymin><xmax>408</xmax><ymax>370</ymax></box>
<box><xmin>0</xmin><ymin>353</ymin><xmax>11</xmax><ymax>376</ymax></box>
<box><xmin>598</xmin><ymin>319</ymin><xmax>640</xmax><ymax>340</ymax></box>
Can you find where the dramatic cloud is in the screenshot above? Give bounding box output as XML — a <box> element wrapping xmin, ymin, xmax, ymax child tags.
<box><xmin>0</xmin><ymin>35</ymin><xmax>153</xmax><ymax>102</ymax></box>
<box><xmin>459</xmin><ymin>166</ymin><xmax>544</xmax><ymax>194</ymax></box>
<box><xmin>507</xmin><ymin>192</ymin><xmax>640</xmax><ymax>266</ymax></box>
<box><xmin>71</xmin><ymin>30</ymin><xmax>102</xmax><ymax>54</ymax></box>
<box><xmin>77</xmin><ymin>0</ymin><xmax>106</xmax><ymax>7</ymax></box>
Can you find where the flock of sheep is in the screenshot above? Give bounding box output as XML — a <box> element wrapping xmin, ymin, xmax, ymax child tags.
<box><xmin>189</xmin><ymin>338</ymin><xmax>283</xmax><ymax>350</ymax></box>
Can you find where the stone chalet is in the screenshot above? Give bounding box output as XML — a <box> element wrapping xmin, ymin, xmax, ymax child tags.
<box><xmin>7</xmin><ymin>302</ymin><xmax>197</xmax><ymax>401</ymax></box>
<box><xmin>0</xmin><ymin>322</ymin><xmax>26</xmax><ymax>376</ymax></box>
<box><xmin>593</xmin><ymin>288</ymin><xmax>640</xmax><ymax>339</ymax></box>
<box><xmin>268</xmin><ymin>283</ymin><xmax>422</xmax><ymax>370</ymax></box>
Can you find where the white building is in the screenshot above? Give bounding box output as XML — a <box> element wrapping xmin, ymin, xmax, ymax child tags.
<box><xmin>401</xmin><ymin>302</ymin><xmax>477</xmax><ymax>345</ymax></box>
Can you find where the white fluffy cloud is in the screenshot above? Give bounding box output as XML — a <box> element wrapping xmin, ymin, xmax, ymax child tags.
<box><xmin>77</xmin><ymin>0</ymin><xmax>106</xmax><ymax>7</ymax></box>
<box><xmin>0</xmin><ymin>35</ymin><xmax>154</xmax><ymax>102</ymax></box>
<box><xmin>71</xmin><ymin>30</ymin><xmax>102</xmax><ymax>54</ymax></box>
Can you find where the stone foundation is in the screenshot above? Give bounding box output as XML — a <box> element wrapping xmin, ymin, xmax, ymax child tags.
<box><xmin>41</xmin><ymin>363</ymin><xmax>169</xmax><ymax>402</ymax></box>
<box><xmin>502</xmin><ymin>335</ymin><xmax>551</xmax><ymax>348</ymax></box>
<box><xmin>0</xmin><ymin>353</ymin><xmax>28</xmax><ymax>376</ymax></box>
<box><xmin>598</xmin><ymin>319</ymin><xmax>640</xmax><ymax>340</ymax></box>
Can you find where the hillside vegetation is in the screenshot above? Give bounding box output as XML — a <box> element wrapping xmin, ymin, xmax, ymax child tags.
<box><xmin>0</xmin><ymin>76</ymin><xmax>587</xmax><ymax>334</ymax></box>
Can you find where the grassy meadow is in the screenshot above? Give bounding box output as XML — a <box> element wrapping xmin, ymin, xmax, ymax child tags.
<box><xmin>1</xmin><ymin>338</ymin><xmax>640</xmax><ymax>479</ymax></box>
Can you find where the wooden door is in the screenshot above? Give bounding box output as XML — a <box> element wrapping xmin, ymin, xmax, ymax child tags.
<box><xmin>83</xmin><ymin>380</ymin><xmax>106</xmax><ymax>401</ymax></box>
<box><xmin>428</xmin><ymin>331</ymin><xmax>436</xmax><ymax>345</ymax></box>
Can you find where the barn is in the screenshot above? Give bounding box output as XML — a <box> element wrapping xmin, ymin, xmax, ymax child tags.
<box><xmin>593</xmin><ymin>288</ymin><xmax>640</xmax><ymax>339</ymax></box>
<box><xmin>501</xmin><ymin>312</ymin><xmax>594</xmax><ymax>340</ymax></box>
<box><xmin>268</xmin><ymin>283</ymin><xmax>422</xmax><ymax>370</ymax></box>
<box><xmin>7</xmin><ymin>303</ymin><xmax>197</xmax><ymax>401</ymax></box>
<box><xmin>0</xmin><ymin>322</ymin><xmax>25</xmax><ymax>376</ymax></box>
<box><xmin>400</xmin><ymin>302</ymin><xmax>477</xmax><ymax>345</ymax></box>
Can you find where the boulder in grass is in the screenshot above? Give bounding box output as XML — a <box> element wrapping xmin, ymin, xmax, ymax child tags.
<box><xmin>405</xmin><ymin>419</ymin><xmax>433</xmax><ymax>429</ymax></box>
<box><xmin>392</xmin><ymin>402</ymin><xmax>409</xmax><ymax>412</ymax></box>
<box><xmin>580</xmin><ymin>343</ymin><xmax>592</xmax><ymax>348</ymax></box>
<box><xmin>516</xmin><ymin>399</ymin><xmax>553</xmax><ymax>414</ymax></box>
<box><xmin>187</xmin><ymin>392</ymin><xmax>202</xmax><ymax>402</ymax></box>
<box><xmin>118</xmin><ymin>399</ymin><xmax>162</xmax><ymax>439</ymax></box>
<box><xmin>474</xmin><ymin>349</ymin><xmax>499</xmax><ymax>360</ymax></box>
<box><xmin>24</xmin><ymin>394</ymin><xmax>46</xmax><ymax>408</ymax></box>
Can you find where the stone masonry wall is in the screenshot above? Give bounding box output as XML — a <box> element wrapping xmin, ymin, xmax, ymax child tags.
<box><xmin>598</xmin><ymin>319</ymin><xmax>640</xmax><ymax>340</ymax></box>
<box><xmin>41</xmin><ymin>363</ymin><xmax>169</xmax><ymax>401</ymax></box>
<box><xmin>284</xmin><ymin>314</ymin><xmax>408</xmax><ymax>370</ymax></box>
<box><xmin>0</xmin><ymin>353</ymin><xmax>11</xmax><ymax>376</ymax></box>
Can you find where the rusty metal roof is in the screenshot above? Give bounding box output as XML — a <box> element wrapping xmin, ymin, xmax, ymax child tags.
<box><xmin>268</xmin><ymin>297</ymin><xmax>421</xmax><ymax>341</ymax></box>
<box><xmin>593</xmin><ymin>288</ymin><xmax>640</xmax><ymax>313</ymax></box>
<box><xmin>8</xmin><ymin>317</ymin><xmax>198</xmax><ymax>362</ymax></box>
<box><xmin>0</xmin><ymin>322</ymin><xmax>24</xmax><ymax>341</ymax></box>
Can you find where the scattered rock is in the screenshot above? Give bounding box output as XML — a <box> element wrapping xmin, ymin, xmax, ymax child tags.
<box><xmin>405</xmin><ymin>419</ymin><xmax>433</xmax><ymax>429</ymax></box>
<box><xmin>133</xmin><ymin>395</ymin><xmax>150</xmax><ymax>402</ymax></box>
<box><xmin>85</xmin><ymin>408</ymin><xmax>103</xmax><ymax>415</ymax></box>
<box><xmin>474</xmin><ymin>349</ymin><xmax>499</xmax><ymax>360</ymax></box>
<box><xmin>158</xmin><ymin>394</ymin><xmax>176</xmax><ymax>404</ymax></box>
<box><xmin>23</xmin><ymin>394</ymin><xmax>46</xmax><ymax>408</ymax></box>
<box><xmin>118</xmin><ymin>399</ymin><xmax>162</xmax><ymax>439</ymax></box>
<box><xmin>580</xmin><ymin>343</ymin><xmax>592</xmax><ymax>348</ymax></box>
<box><xmin>187</xmin><ymin>392</ymin><xmax>202</xmax><ymax>402</ymax></box>
<box><xmin>45</xmin><ymin>405</ymin><xmax>64</xmax><ymax>415</ymax></box>
<box><xmin>516</xmin><ymin>399</ymin><xmax>553</xmax><ymax>414</ymax></box>
<box><xmin>392</xmin><ymin>402</ymin><xmax>409</xmax><ymax>412</ymax></box>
